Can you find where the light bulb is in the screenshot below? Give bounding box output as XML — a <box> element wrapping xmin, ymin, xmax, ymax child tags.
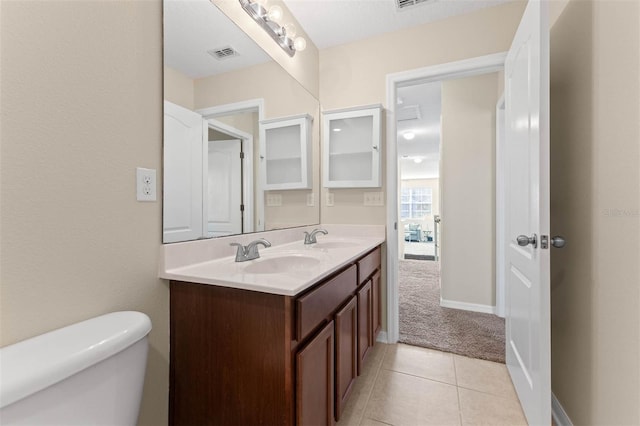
<box><xmin>403</xmin><ymin>132</ymin><xmax>415</xmax><ymax>140</ymax></box>
<box><xmin>283</xmin><ymin>23</ymin><xmax>297</xmax><ymax>38</ymax></box>
<box><xmin>413</xmin><ymin>158</ymin><xmax>423</xmax><ymax>164</ymax></box>
<box><xmin>267</xmin><ymin>5</ymin><xmax>283</xmax><ymax>24</ymax></box>
<box><xmin>294</xmin><ymin>36</ymin><xmax>307</xmax><ymax>51</ymax></box>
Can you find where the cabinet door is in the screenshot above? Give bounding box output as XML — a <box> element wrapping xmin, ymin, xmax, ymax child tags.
<box><xmin>322</xmin><ymin>106</ymin><xmax>382</xmax><ymax>188</ymax></box>
<box><xmin>335</xmin><ymin>296</ymin><xmax>358</xmax><ymax>421</ymax></box>
<box><xmin>297</xmin><ymin>321</ymin><xmax>335</xmax><ymax>426</ymax></box>
<box><xmin>260</xmin><ymin>114</ymin><xmax>312</xmax><ymax>190</ymax></box>
<box><xmin>357</xmin><ymin>280</ymin><xmax>373</xmax><ymax>374</ymax></box>
<box><xmin>371</xmin><ymin>270</ymin><xmax>382</xmax><ymax>341</ymax></box>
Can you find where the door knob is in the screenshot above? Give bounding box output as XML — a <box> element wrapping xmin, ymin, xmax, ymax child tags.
<box><xmin>551</xmin><ymin>235</ymin><xmax>566</xmax><ymax>248</ymax></box>
<box><xmin>517</xmin><ymin>234</ymin><xmax>537</xmax><ymax>248</ymax></box>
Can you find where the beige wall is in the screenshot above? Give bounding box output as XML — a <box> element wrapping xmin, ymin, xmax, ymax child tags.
<box><xmin>439</xmin><ymin>73</ymin><xmax>499</xmax><ymax>307</ymax></box>
<box><xmin>550</xmin><ymin>0</ymin><xmax>640</xmax><ymax>424</ymax></box>
<box><xmin>164</xmin><ymin>65</ymin><xmax>194</xmax><ymax>110</ymax></box>
<box><xmin>319</xmin><ymin>1</ymin><xmax>525</xmax><ymax>227</ymax></box>
<box><xmin>0</xmin><ymin>2</ymin><xmax>167</xmax><ymax>426</ymax></box>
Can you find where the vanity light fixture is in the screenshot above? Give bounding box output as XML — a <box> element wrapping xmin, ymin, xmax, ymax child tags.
<box><xmin>239</xmin><ymin>0</ymin><xmax>307</xmax><ymax>57</ymax></box>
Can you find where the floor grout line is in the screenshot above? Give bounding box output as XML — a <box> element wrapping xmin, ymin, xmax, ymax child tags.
<box><xmin>379</xmin><ymin>366</ymin><xmax>457</xmax><ymax>387</ymax></box>
<box><xmin>357</xmin><ymin>345</ymin><xmax>389</xmax><ymax>426</ymax></box>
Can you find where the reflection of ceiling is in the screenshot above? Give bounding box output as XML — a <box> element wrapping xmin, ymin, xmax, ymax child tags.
<box><xmin>398</xmin><ymin>81</ymin><xmax>441</xmax><ymax>180</ymax></box>
<box><xmin>163</xmin><ymin>0</ymin><xmax>271</xmax><ymax>79</ymax></box>
<box><xmin>283</xmin><ymin>0</ymin><xmax>512</xmax><ymax>49</ymax></box>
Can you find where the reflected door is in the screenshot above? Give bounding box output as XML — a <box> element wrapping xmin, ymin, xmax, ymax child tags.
<box><xmin>206</xmin><ymin>139</ymin><xmax>242</xmax><ymax>237</ymax></box>
<box><xmin>163</xmin><ymin>101</ymin><xmax>206</xmax><ymax>243</ymax></box>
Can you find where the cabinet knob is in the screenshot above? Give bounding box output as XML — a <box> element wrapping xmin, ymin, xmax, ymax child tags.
<box><xmin>373</xmin><ymin>145</ymin><xmax>378</xmax><ymax>151</ymax></box>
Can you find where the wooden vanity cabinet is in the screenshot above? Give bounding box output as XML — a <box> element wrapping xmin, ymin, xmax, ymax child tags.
<box><xmin>334</xmin><ymin>296</ymin><xmax>358</xmax><ymax>421</ymax></box>
<box><xmin>169</xmin><ymin>245</ymin><xmax>382</xmax><ymax>426</ymax></box>
<box><xmin>357</xmin><ymin>280</ymin><xmax>373</xmax><ymax>372</ymax></box>
<box><xmin>297</xmin><ymin>321</ymin><xmax>335</xmax><ymax>426</ymax></box>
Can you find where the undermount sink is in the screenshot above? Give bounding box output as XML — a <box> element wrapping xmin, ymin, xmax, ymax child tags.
<box><xmin>243</xmin><ymin>254</ymin><xmax>321</xmax><ymax>274</ymax></box>
<box><xmin>310</xmin><ymin>241</ymin><xmax>360</xmax><ymax>249</ymax></box>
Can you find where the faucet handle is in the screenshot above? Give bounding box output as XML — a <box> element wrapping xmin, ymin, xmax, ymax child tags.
<box><xmin>230</xmin><ymin>242</ymin><xmax>246</xmax><ymax>255</ymax></box>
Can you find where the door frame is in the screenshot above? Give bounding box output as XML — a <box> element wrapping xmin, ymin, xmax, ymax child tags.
<box><xmin>205</xmin><ymin>119</ymin><xmax>255</xmax><ymax>234</ymax></box>
<box><xmin>495</xmin><ymin>94</ymin><xmax>506</xmax><ymax>318</ymax></box>
<box><xmin>384</xmin><ymin>52</ymin><xmax>507</xmax><ymax>343</ymax></box>
<box><xmin>197</xmin><ymin>99</ymin><xmax>265</xmax><ymax>232</ymax></box>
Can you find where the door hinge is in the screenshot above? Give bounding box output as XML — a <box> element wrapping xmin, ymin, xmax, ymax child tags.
<box><xmin>240</xmin><ymin>152</ymin><xmax>245</xmax><ymax>159</ymax></box>
<box><xmin>240</xmin><ymin>204</ymin><xmax>245</xmax><ymax>212</ymax></box>
<box><xmin>394</xmin><ymin>222</ymin><xmax>397</xmax><ymax>230</ymax></box>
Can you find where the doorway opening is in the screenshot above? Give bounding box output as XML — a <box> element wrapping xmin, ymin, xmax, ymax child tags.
<box><xmin>386</xmin><ymin>54</ymin><xmax>508</xmax><ymax>364</ymax></box>
<box><xmin>397</xmin><ymin>81</ymin><xmax>441</xmax><ymax>263</ymax></box>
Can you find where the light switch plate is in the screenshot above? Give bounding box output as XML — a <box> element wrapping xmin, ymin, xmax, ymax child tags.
<box><xmin>364</xmin><ymin>191</ymin><xmax>384</xmax><ymax>206</ymax></box>
<box><xmin>326</xmin><ymin>192</ymin><xmax>334</xmax><ymax>207</ymax></box>
<box><xmin>266</xmin><ymin>194</ymin><xmax>282</xmax><ymax>207</ymax></box>
<box><xmin>136</xmin><ymin>167</ymin><xmax>156</xmax><ymax>202</ymax></box>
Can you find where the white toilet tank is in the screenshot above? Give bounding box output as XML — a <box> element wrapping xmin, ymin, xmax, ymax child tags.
<box><xmin>0</xmin><ymin>311</ymin><xmax>152</xmax><ymax>425</ymax></box>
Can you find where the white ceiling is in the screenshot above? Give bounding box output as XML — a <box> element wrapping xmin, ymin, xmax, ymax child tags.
<box><xmin>282</xmin><ymin>0</ymin><xmax>511</xmax><ymax>49</ymax></box>
<box><xmin>164</xmin><ymin>0</ymin><xmax>271</xmax><ymax>79</ymax></box>
<box><xmin>397</xmin><ymin>81</ymin><xmax>441</xmax><ymax>180</ymax></box>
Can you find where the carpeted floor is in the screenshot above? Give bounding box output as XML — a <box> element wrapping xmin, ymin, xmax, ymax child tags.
<box><xmin>398</xmin><ymin>259</ymin><xmax>506</xmax><ymax>363</ymax></box>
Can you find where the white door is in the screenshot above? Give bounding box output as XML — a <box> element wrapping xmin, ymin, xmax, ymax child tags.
<box><xmin>504</xmin><ymin>1</ymin><xmax>550</xmax><ymax>424</ymax></box>
<box><xmin>163</xmin><ymin>101</ymin><xmax>206</xmax><ymax>243</ymax></box>
<box><xmin>206</xmin><ymin>139</ymin><xmax>242</xmax><ymax>237</ymax></box>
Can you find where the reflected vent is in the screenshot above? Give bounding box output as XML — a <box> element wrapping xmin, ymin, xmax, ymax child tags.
<box><xmin>397</xmin><ymin>105</ymin><xmax>422</xmax><ymax>122</ymax></box>
<box><xmin>396</xmin><ymin>0</ymin><xmax>436</xmax><ymax>10</ymax></box>
<box><xmin>208</xmin><ymin>46</ymin><xmax>239</xmax><ymax>60</ymax></box>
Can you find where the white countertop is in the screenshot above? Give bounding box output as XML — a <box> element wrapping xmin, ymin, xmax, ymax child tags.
<box><xmin>159</xmin><ymin>225</ymin><xmax>385</xmax><ymax>296</ymax></box>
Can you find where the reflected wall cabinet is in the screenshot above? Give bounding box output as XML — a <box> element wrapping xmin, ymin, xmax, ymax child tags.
<box><xmin>322</xmin><ymin>105</ymin><xmax>382</xmax><ymax>188</ymax></box>
<box><xmin>259</xmin><ymin>114</ymin><xmax>313</xmax><ymax>190</ymax></box>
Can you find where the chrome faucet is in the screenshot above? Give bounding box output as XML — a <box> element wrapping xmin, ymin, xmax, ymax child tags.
<box><xmin>230</xmin><ymin>239</ymin><xmax>271</xmax><ymax>262</ymax></box>
<box><xmin>304</xmin><ymin>229</ymin><xmax>328</xmax><ymax>245</ymax></box>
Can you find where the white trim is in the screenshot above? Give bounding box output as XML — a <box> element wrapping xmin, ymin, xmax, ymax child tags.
<box><xmin>196</xmin><ymin>99</ymin><xmax>265</xmax><ymax>231</ymax></box>
<box><xmin>376</xmin><ymin>331</ymin><xmax>389</xmax><ymax>344</ymax></box>
<box><xmin>552</xmin><ymin>392</ymin><xmax>573</xmax><ymax>426</ymax></box>
<box><xmin>197</xmin><ymin>98</ymin><xmax>265</xmax><ymax>119</ymax></box>
<box><xmin>385</xmin><ymin>53</ymin><xmax>507</xmax><ymax>344</ymax></box>
<box><xmin>495</xmin><ymin>94</ymin><xmax>506</xmax><ymax>318</ymax></box>
<box><xmin>321</xmin><ymin>103</ymin><xmax>384</xmax><ymax>115</ymax></box>
<box><xmin>439</xmin><ymin>298</ymin><xmax>497</xmax><ymax>315</ymax></box>
<box><xmin>206</xmin><ymin>119</ymin><xmax>255</xmax><ymax>234</ymax></box>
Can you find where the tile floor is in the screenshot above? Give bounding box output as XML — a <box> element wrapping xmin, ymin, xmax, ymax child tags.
<box><xmin>337</xmin><ymin>343</ymin><xmax>528</xmax><ymax>426</ymax></box>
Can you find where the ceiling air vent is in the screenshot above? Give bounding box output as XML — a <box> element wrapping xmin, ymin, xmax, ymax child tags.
<box><xmin>397</xmin><ymin>105</ymin><xmax>422</xmax><ymax>122</ymax></box>
<box><xmin>396</xmin><ymin>0</ymin><xmax>436</xmax><ymax>10</ymax></box>
<box><xmin>208</xmin><ymin>46</ymin><xmax>239</xmax><ymax>60</ymax></box>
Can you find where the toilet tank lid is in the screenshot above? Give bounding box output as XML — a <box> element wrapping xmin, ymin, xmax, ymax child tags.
<box><xmin>0</xmin><ymin>311</ymin><xmax>152</xmax><ymax>408</ymax></box>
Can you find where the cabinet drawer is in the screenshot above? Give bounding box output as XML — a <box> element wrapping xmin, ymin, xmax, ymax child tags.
<box><xmin>297</xmin><ymin>265</ymin><xmax>357</xmax><ymax>342</ymax></box>
<box><xmin>357</xmin><ymin>247</ymin><xmax>381</xmax><ymax>285</ymax></box>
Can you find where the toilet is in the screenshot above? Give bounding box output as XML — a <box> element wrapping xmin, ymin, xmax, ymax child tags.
<box><xmin>0</xmin><ymin>311</ymin><xmax>152</xmax><ymax>425</ymax></box>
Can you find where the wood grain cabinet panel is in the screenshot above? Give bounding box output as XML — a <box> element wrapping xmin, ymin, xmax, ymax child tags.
<box><xmin>357</xmin><ymin>280</ymin><xmax>373</xmax><ymax>373</ymax></box>
<box><xmin>334</xmin><ymin>296</ymin><xmax>358</xmax><ymax>420</ymax></box>
<box><xmin>357</xmin><ymin>247</ymin><xmax>381</xmax><ymax>285</ymax></box>
<box><xmin>371</xmin><ymin>270</ymin><xmax>382</xmax><ymax>341</ymax></box>
<box><xmin>297</xmin><ymin>265</ymin><xmax>357</xmax><ymax>342</ymax></box>
<box><xmin>297</xmin><ymin>321</ymin><xmax>335</xmax><ymax>426</ymax></box>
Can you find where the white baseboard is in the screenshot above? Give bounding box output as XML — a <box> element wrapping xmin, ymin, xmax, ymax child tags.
<box><xmin>376</xmin><ymin>331</ymin><xmax>388</xmax><ymax>344</ymax></box>
<box><xmin>552</xmin><ymin>392</ymin><xmax>573</xmax><ymax>426</ymax></box>
<box><xmin>440</xmin><ymin>297</ymin><xmax>497</xmax><ymax>315</ymax></box>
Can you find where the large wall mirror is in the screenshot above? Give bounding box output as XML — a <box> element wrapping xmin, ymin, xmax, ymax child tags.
<box><xmin>163</xmin><ymin>0</ymin><xmax>320</xmax><ymax>243</ymax></box>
